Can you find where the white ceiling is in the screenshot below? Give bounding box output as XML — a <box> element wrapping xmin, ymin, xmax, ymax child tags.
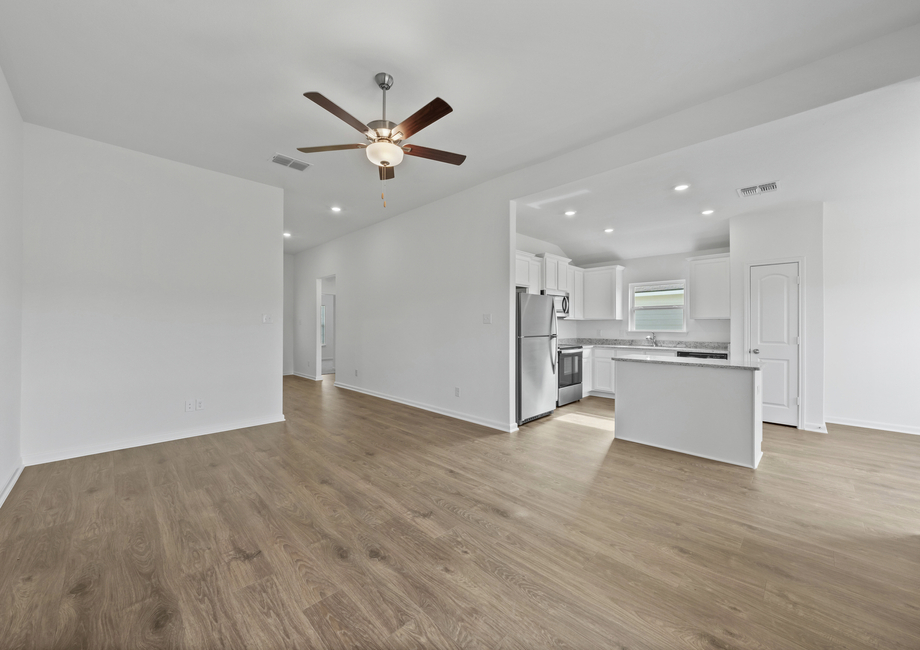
<box><xmin>516</xmin><ymin>78</ymin><xmax>920</xmax><ymax>264</ymax></box>
<box><xmin>1</xmin><ymin>1</ymin><xmax>919</xmax><ymax>254</ymax></box>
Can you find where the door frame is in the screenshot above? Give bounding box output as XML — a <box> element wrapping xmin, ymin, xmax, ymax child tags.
<box><xmin>743</xmin><ymin>256</ymin><xmax>805</xmax><ymax>430</ymax></box>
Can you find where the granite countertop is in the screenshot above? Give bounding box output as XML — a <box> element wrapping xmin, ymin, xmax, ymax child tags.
<box><xmin>559</xmin><ymin>338</ymin><xmax>729</xmax><ymax>354</ymax></box>
<box><xmin>616</xmin><ymin>354</ymin><xmax>760</xmax><ymax>371</ymax></box>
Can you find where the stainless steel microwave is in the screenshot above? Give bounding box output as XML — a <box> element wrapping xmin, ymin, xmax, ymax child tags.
<box><xmin>542</xmin><ymin>290</ymin><xmax>569</xmax><ymax>317</ymax></box>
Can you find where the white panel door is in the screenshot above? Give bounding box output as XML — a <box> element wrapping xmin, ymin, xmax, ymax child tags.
<box><xmin>750</xmin><ymin>263</ymin><xmax>799</xmax><ymax>426</ymax></box>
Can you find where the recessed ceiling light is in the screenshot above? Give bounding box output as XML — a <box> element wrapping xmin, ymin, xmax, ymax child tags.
<box><xmin>674</xmin><ymin>184</ymin><xmax>690</xmax><ymax>191</ymax></box>
<box><xmin>564</xmin><ymin>210</ymin><xmax>576</xmax><ymax>216</ymax></box>
<box><xmin>701</xmin><ymin>209</ymin><xmax>714</xmax><ymax>215</ymax></box>
<box><xmin>331</xmin><ymin>206</ymin><xmax>342</xmax><ymax>212</ymax></box>
<box><xmin>604</xmin><ymin>228</ymin><xmax>614</xmax><ymax>233</ymax></box>
<box><xmin>283</xmin><ymin>232</ymin><xmax>291</xmax><ymax>238</ymax></box>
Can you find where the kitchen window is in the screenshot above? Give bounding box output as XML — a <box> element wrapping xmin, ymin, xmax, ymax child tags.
<box><xmin>629</xmin><ymin>280</ymin><xmax>687</xmax><ymax>332</ymax></box>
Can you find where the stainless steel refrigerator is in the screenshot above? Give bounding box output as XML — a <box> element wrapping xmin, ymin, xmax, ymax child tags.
<box><xmin>516</xmin><ymin>293</ymin><xmax>558</xmax><ymax>425</ymax></box>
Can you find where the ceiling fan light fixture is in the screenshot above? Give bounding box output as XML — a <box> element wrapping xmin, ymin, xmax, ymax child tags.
<box><xmin>366</xmin><ymin>141</ymin><xmax>404</xmax><ymax>167</ymax></box>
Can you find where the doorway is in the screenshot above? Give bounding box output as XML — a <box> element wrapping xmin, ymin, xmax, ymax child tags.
<box><xmin>321</xmin><ymin>275</ymin><xmax>336</xmax><ymax>376</ymax></box>
<box><xmin>749</xmin><ymin>262</ymin><xmax>800</xmax><ymax>426</ymax></box>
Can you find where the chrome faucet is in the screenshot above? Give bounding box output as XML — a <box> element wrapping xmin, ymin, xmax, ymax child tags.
<box><xmin>645</xmin><ymin>333</ymin><xmax>658</xmax><ymax>347</ymax></box>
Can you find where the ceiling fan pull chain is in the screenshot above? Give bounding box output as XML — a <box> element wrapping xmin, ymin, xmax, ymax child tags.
<box><xmin>382</xmin><ymin>176</ymin><xmax>386</xmax><ymax>208</ymax></box>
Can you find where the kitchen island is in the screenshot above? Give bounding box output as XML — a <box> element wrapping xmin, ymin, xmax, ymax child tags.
<box><xmin>614</xmin><ymin>355</ymin><xmax>762</xmax><ymax>468</ymax></box>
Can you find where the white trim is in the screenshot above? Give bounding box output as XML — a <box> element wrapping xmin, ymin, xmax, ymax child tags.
<box><xmin>293</xmin><ymin>371</ymin><xmax>322</xmax><ymax>381</ymax></box>
<box><xmin>0</xmin><ymin>463</ymin><xmax>24</xmax><ymax>510</ymax></box>
<box><xmin>803</xmin><ymin>422</ymin><xmax>827</xmax><ymax>433</ymax></box>
<box><xmin>21</xmin><ymin>414</ymin><xmax>285</xmax><ymax>466</ymax></box>
<box><xmin>334</xmin><ymin>381</ymin><xmax>515</xmax><ymax>433</ymax></box>
<box><xmin>686</xmin><ymin>252</ymin><xmax>730</xmax><ymax>262</ymax></box>
<box><xmin>587</xmin><ymin>391</ymin><xmax>615</xmax><ymax>399</ymax></box>
<box><xmin>744</xmin><ymin>257</ymin><xmax>806</xmax><ymax>430</ymax></box>
<box><xmin>826</xmin><ymin>417</ymin><xmax>920</xmax><ymax>436</ymax></box>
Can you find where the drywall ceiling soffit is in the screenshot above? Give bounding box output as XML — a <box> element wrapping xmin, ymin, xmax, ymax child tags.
<box><xmin>2</xmin><ymin>1</ymin><xmax>920</xmax><ymax>253</ymax></box>
<box><xmin>514</xmin><ymin>79</ymin><xmax>920</xmax><ymax>263</ymax></box>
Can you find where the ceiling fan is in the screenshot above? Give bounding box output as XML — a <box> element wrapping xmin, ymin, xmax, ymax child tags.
<box><xmin>297</xmin><ymin>72</ymin><xmax>466</xmax><ymax>205</ymax></box>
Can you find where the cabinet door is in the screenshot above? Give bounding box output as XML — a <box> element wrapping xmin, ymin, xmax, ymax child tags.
<box><xmin>689</xmin><ymin>256</ymin><xmax>730</xmax><ymax>319</ymax></box>
<box><xmin>584</xmin><ymin>270</ymin><xmax>613</xmax><ymax>319</ymax></box>
<box><xmin>515</xmin><ymin>255</ymin><xmax>530</xmax><ymax>286</ymax></box>
<box><xmin>593</xmin><ymin>357</ymin><xmax>615</xmax><ymax>393</ymax></box>
<box><xmin>528</xmin><ymin>260</ymin><xmax>542</xmax><ymax>294</ymax></box>
<box><xmin>572</xmin><ymin>268</ymin><xmax>584</xmax><ymax>319</ymax></box>
<box><xmin>557</xmin><ymin>262</ymin><xmax>569</xmax><ymax>292</ymax></box>
<box><xmin>544</xmin><ymin>258</ymin><xmax>558</xmax><ymax>290</ymax></box>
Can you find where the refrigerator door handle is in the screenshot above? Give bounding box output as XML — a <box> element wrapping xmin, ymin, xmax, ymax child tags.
<box><xmin>550</xmin><ymin>303</ymin><xmax>557</xmax><ymax>374</ymax></box>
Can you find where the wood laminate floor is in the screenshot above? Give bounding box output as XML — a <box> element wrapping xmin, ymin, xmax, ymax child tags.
<box><xmin>1</xmin><ymin>375</ymin><xmax>919</xmax><ymax>649</ymax></box>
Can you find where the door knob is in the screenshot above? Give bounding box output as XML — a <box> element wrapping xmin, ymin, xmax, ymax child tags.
<box><xmin>750</xmin><ymin>349</ymin><xmax>760</xmax><ymax>354</ymax></box>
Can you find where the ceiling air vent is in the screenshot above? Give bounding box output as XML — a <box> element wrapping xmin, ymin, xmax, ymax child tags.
<box><xmin>271</xmin><ymin>153</ymin><xmax>312</xmax><ymax>172</ymax></box>
<box><xmin>737</xmin><ymin>181</ymin><xmax>779</xmax><ymax>197</ymax></box>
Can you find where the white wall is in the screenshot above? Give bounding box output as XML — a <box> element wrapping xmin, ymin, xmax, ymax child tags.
<box><xmin>20</xmin><ymin>125</ymin><xmax>284</xmax><ymax>464</ymax></box>
<box><xmin>730</xmin><ymin>204</ymin><xmax>825</xmax><ymax>432</ymax></box>
<box><xmin>0</xmin><ymin>62</ymin><xmax>23</xmax><ymax>502</ymax></box>
<box><xmin>283</xmin><ymin>254</ymin><xmax>294</xmax><ymax>376</ymax></box>
<box><xmin>571</xmin><ymin>248</ymin><xmax>731</xmax><ymax>343</ymax></box>
<box><xmin>294</xmin><ymin>185</ymin><xmax>514</xmax><ymax>431</ymax></box>
<box><xmin>825</xmin><ymin>199</ymin><xmax>920</xmax><ymax>435</ymax></box>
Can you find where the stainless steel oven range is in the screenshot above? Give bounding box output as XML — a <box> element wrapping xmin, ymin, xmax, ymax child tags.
<box><xmin>557</xmin><ymin>345</ymin><xmax>583</xmax><ymax>407</ymax></box>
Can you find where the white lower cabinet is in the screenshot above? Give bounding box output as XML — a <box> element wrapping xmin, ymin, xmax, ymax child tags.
<box><xmin>591</xmin><ymin>348</ymin><xmax>617</xmax><ymax>397</ymax></box>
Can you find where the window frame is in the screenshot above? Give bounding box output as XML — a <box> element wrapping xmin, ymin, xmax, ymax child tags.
<box><xmin>628</xmin><ymin>279</ymin><xmax>688</xmax><ymax>333</ymax></box>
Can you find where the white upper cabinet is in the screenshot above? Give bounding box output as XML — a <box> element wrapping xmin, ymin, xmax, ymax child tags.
<box><xmin>583</xmin><ymin>265</ymin><xmax>625</xmax><ymax>320</ymax></box>
<box><xmin>536</xmin><ymin>253</ymin><xmax>570</xmax><ymax>293</ymax></box>
<box><xmin>515</xmin><ymin>250</ymin><xmax>543</xmax><ymax>295</ymax></box>
<box><xmin>688</xmin><ymin>253</ymin><xmax>730</xmax><ymax>319</ymax></box>
<box><xmin>515</xmin><ymin>251</ymin><xmax>533</xmax><ymax>287</ymax></box>
<box><xmin>528</xmin><ymin>258</ymin><xmax>542</xmax><ymax>295</ymax></box>
<box><xmin>568</xmin><ymin>266</ymin><xmax>584</xmax><ymax>319</ymax></box>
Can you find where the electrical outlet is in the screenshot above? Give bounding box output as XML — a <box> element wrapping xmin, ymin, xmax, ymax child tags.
<box><xmin>455</xmin><ymin>387</ymin><xmax>461</xmax><ymax>397</ymax></box>
<box><xmin>482</xmin><ymin>313</ymin><xmax>492</xmax><ymax>324</ymax></box>
<box><xmin>262</xmin><ymin>314</ymin><xmax>273</xmax><ymax>324</ymax></box>
<box><xmin>196</xmin><ymin>398</ymin><xmax>204</xmax><ymax>411</ymax></box>
<box><xmin>185</xmin><ymin>399</ymin><xmax>194</xmax><ymax>412</ymax></box>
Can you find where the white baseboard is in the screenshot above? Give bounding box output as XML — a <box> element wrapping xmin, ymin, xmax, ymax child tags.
<box><xmin>825</xmin><ymin>417</ymin><xmax>919</xmax><ymax>436</ymax></box>
<box><xmin>587</xmin><ymin>391</ymin><xmax>615</xmax><ymax>400</ymax></box>
<box><xmin>0</xmin><ymin>462</ymin><xmax>24</xmax><ymax>510</ymax></box>
<box><xmin>802</xmin><ymin>422</ymin><xmax>827</xmax><ymax>433</ymax></box>
<box><xmin>333</xmin><ymin>381</ymin><xmax>515</xmax><ymax>433</ymax></box>
<box><xmin>293</xmin><ymin>371</ymin><xmax>321</xmax><ymax>381</ymax></box>
<box><xmin>21</xmin><ymin>414</ymin><xmax>286</xmax><ymax>466</ymax></box>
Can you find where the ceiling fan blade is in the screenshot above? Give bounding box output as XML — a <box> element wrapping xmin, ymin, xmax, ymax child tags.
<box><xmin>296</xmin><ymin>143</ymin><xmax>366</xmax><ymax>154</ymax></box>
<box><xmin>393</xmin><ymin>98</ymin><xmax>452</xmax><ymax>141</ymax></box>
<box><xmin>304</xmin><ymin>92</ymin><xmax>372</xmax><ymax>136</ymax></box>
<box><xmin>378</xmin><ymin>165</ymin><xmax>395</xmax><ymax>181</ymax></box>
<box><xmin>401</xmin><ymin>144</ymin><xmax>466</xmax><ymax>166</ymax></box>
